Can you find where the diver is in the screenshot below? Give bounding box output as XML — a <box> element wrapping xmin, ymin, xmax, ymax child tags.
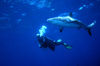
<box><xmin>36</xmin><ymin>25</ymin><xmax>72</xmax><ymax>51</ymax></box>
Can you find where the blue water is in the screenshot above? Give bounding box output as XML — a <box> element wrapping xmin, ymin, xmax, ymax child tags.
<box><xmin>0</xmin><ymin>0</ymin><xmax>100</xmax><ymax>66</ymax></box>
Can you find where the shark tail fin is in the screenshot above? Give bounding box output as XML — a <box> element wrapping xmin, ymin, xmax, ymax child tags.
<box><xmin>87</xmin><ymin>20</ymin><xmax>96</xmax><ymax>36</ymax></box>
<box><xmin>88</xmin><ymin>20</ymin><xmax>96</xmax><ymax>28</ymax></box>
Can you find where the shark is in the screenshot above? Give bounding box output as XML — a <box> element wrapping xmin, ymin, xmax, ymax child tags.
<box><xmin>47</xmin><ymin>13</ymin><xmax>96</xmax><ymax>36</ymax></box>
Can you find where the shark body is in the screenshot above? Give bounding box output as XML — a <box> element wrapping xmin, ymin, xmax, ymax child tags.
<box><xmin>47</xmin><ymin>14</ymin><xmax>96</xmax><ymax>36</ymax></box>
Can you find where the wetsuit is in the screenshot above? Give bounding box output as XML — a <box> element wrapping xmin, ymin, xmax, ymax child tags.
<box><xmin>37</xmin><ymin>34</ymin><xmax>72</xmax><ymax>51</ymax></box>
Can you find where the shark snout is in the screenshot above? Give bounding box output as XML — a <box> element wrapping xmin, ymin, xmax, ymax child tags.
<box><xmin>47</xmin><ymin>18</ymin><xmax>52</xmax><ymax>21</ymax></box>
<box><xmin>47</xmin><ymin>18</ymin><xmax>50</xmax><ymax>22</ymax></box>
<box><xmin>47</xmin><ymin>17</ymin><xmax>58</xmax><ymax>22</ymax></box>
<box><xmin>47</xmin><ymin>18</ymin><xmax>54</xmax><ymax>23</ymax></box>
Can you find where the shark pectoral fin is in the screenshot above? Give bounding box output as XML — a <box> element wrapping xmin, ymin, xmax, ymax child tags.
<box><xmin>77</xmin><ymin>26</ymin><xmax>82</xmax><ymax>29</ymax></box>
<box><xmin>69</xmin><ymin>12</ymin><xmax>73</xmax><ymax>17</ymax></box>
<box><xmin>87</xmin><ymin>28</ymin><xmax>92</xmax><ymax>36</ymax></box>
<box><xmin>59</xmin><ymin>27</ymin><xmax>64</xmax><ymax>32</ymax></box>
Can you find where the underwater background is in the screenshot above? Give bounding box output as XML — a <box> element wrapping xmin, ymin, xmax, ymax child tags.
<box><xmin>0</xmin><ymin>0</ymin><xmax>100</xmax><ymax>66</ymax></box>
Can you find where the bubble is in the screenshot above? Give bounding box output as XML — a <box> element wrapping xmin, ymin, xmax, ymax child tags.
<box><xmin>16</xmin><ymin>19</ymin><xmax>22</xmax><ymax>24</ymax></box>
<box><xmin>78</xmin><ymin>3</ymin><xmax>94</xmax><ymax>11</ymax></box>
<box><xmin>51</xmin><ymin>8</ymin><xmax>55</xmax><ymax>11</ymax></box>
<box><xmin>83</xmin><ymin>4</ymin><xmax>87</xmax><ymax>7</ymax></box>
<box><xmin>79</xmin><ymin>7</ymin><xmax>83</xmax><ymax>10</ymax></box>
<box><xmin>21</xmin><ymin>13</ymin><xmax>27</xmax><ymax>16</ymax></box>
<box><xmin>9</xmin><ymin>5</ymin><xmax>14</xmax><ymax>8</ymax></box>
<box><xmin>39</xmin><ymin>25</ymin><xmax>47</xmax><ymax>37</ymax></box>
<box><xmin>89</xmin><ymin>3</ymin><xmax>94</xmax><ymax>6</ymax></box>
<box><xmin>3</xmin><ymin>0</ymin><xmax>52</xmax><ymax>9</ymax></box>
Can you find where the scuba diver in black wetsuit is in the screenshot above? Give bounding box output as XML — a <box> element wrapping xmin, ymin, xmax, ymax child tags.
<box><xmin>36</xmin><ymin>25</ymin><xmax>72</xmax><ymax>51</ymax></box>
<box><xmin>37</xmin><ymin>34</ymin><xmax>72</xmax><ymax>51</ymax></box>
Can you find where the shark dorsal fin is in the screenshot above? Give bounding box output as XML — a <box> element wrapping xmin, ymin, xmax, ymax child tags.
<box><xmin>69</xmin><ymin>12</ymin><xmax>73</xmax><ymax>17</ymax></box>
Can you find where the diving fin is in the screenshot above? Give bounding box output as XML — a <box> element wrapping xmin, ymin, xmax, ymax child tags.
<box><xmin>66</xmin><ymin>46</ymin><xmax>72</xmax><ymax>49</ymax></box>
<box><xmin>63</xmin><ymin>43</ymin><xmax>72</xmax><ymax>49</ymax></box>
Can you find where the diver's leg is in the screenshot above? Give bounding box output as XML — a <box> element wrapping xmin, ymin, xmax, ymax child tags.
<box><xmin>63</xmin><ymin>43</ymin><xmax>72</xmax><ymax>49</ymax></box>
